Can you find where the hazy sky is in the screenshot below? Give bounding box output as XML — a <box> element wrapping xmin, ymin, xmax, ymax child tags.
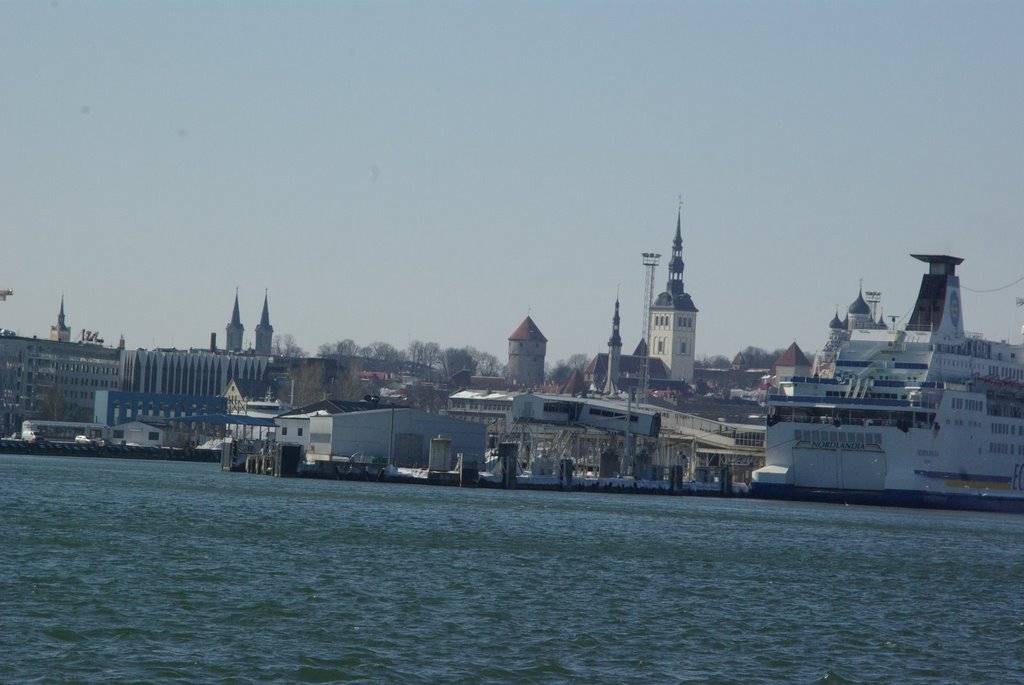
<box><xmin>3</xmin><ymin>1</ymin><xmax>1024</xmax><ymax>365</ymax></box>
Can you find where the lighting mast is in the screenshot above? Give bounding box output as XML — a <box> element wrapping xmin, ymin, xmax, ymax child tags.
<box><xmin>640</xmin><ymin>253</ymin><xmax>660</xmax><ymax>401</ymax></box>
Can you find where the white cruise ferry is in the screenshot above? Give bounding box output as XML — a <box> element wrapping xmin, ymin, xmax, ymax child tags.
<box><xmin>752</xmin><ymin>254</ymin><xmax>1024</xmax><ymax>512</ymax></box>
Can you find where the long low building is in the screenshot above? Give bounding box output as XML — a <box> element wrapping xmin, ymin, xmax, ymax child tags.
<box><xmin>308</xmin><ymin>407</ymin><xmax>486</xmax><ymax>468</ymax></box>
<box><xmin>512</xmin><ymin>393</ymin><xmax>662</xmax><ymax>437</ymax></box>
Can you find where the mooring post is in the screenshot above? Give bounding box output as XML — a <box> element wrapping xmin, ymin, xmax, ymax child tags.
<box><xmin>499</xmin><ymin>442</ymin><xmax>517</xmax><ymax>490</ymax></box>
<box><xmin>560</xmin><ymin>457</ymin><xmax>573</xmax><ymax>491</ymax></box>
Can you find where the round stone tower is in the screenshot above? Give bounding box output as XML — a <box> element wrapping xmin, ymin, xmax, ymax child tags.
<box><xmin>507</xmin><ymin>316</ymin><xmax>547</xmax><ymax>388</ymax></box>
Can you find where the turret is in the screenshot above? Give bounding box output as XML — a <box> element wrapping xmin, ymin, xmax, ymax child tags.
<box><xmin>507</xmin><ymin>316</ymin><xmax>547</xmax><ymax>387</ymax></box>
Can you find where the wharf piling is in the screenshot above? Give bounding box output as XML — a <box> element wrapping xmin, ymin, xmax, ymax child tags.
<box><xmin>499</xmin><ymin>442</ymin><xmax>517</xmax><ymax>490</ymax></box>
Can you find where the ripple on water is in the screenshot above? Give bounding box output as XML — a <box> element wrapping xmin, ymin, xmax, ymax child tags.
<box><xmin>2</xmin><ymin>456</ymin><xmax>1024</xmax><ymax>684</ymax></box>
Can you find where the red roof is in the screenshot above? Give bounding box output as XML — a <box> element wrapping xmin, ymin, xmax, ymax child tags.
<box><xmin>775</xmin><ymin>342</ymin><xmax>811</xmax><ymax>368</ymax></box>
<box><xmin>508</xmin><ymin>316</ymin><xmax>547</xmax><ymax>342</ymax></box>
<box><xmin>560</xmin><ymin>369</ymin><xmax>589</xmax><ymax>396</ymax></box>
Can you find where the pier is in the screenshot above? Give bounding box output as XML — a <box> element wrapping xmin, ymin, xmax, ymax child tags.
<box><xmin>0</xmin><ymin>438</ymin><xmax>220</xmax><ymax>462</ymax></box>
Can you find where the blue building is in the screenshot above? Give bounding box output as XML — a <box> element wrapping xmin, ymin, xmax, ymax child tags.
<box><xmin>93</xmin><ymin>390</ymin><xmax>227</xmax><ymax>427</ymax></box>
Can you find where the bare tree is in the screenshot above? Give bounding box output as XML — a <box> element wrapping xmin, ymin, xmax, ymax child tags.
<box><xmin>272</xmin><ymin>334</ymin><xmax>306</xmax><ymax>358</ymax></box>
<box><xmin>566</xmin><ymin>353</ymin><xmax>590</xmax><ymax>370</ymax></box>
<box><xmin>407</xmin><ymin>340</ymin><xmax>442</xmax><ymax>376</ymax></box>
<box><xmin>37</xmin><ymin>381</ymin><xmax>69</xmax><ymax>421</ymax></box>
<box><xmin>401</xmin><ymin>384</ymin><xmax>448</xmax><ymax>413</ymax></box>
<box><xmin>290</xmin><ymin>360</ymin><xmax>327</xmax><ymax>406</ymax></box>
<box><xmin>696</xmin><ymin>354</ymin><xmax>731</xmax><ymax>369</ymax></box>
<box><xmin>327</xmin><ymin>358</ymin><xmax>365</xmax><ymax>401</ymax></box>
<box><xmin>546</xmin><ymin>353</ymin><xmax>591</xmax><ymax>385</ymax></box>
<box><xmin>363</xmin><ymin>341</ymin><xmax>406</xmax><ymax>373</ymax></box>
<box><xmin>440</xmin><ymin>347</ymin><xmax>476</xmax><ymax>378</ymax></box>
<box><xmin>318</xmin><ymin>339</ymin><xmax>359</xmax><ymax>362</ymax></box>
<box><xmin>469</xmin><ymin>347</ymin><xmax>505</xmax><ymax>376</ymax></box>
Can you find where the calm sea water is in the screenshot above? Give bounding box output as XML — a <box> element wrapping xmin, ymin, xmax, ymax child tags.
<box><xmin>1</xmin><ymin>454</ymin><xmax>1022</xmax><ymax>684</ymax></box>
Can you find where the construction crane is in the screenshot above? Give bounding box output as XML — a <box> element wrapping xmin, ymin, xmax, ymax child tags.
<box><xmin>0</xmin><ymin>289</ymin><xmax>11</xmax><ymax>301</ymax></box>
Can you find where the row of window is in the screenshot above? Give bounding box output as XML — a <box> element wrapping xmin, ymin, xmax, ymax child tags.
<box><xmin>991</xmin><ymin>422</ymin><xmax>1024</xmax><ymax>436</ymax></box>
<box><xmin>989</xmin><ymin>443</ymin><xmax>1024</xmax><ymax>455</ymax></box>
<box><xmin>652</xmin><ymin>315</ymin><xmax>695</xmax><ymax>329</ymax></box>
<box><xmin>51</xmin><ymin>363</ymin><xmax>117</xmax><ymax>375</ymax></box>
<box><xmin>65</xmin><ymin>390</ymin><xmax>95</xmax><ymax>400</ymax></box>
<box><xmin>952</xmin><ymin>398</ymin><xmax>984</xmax><ymax>411</ymax></box>
<box><xmin>449</xmin><ymin>402</ymin><xmax>511</xmax><ymax>412</ymax></box>
<box><xmin>279</xmin><ymin>426</ymin><xmax>304</xmax><ymax>436</ymax></box>
<box><xmin>794</xmin><ymin>429</ymin><xmax>883</xmax><ymax>446</ymax></box>
<box><xmin>652</xmin><ymin>338</ymin><xmax>688</xmax><ymax>355</ymax></box>
<box><xmin>987</xmin><ymin>365</ymin><xmax>1024</xmax><ymax>380</ymax></box>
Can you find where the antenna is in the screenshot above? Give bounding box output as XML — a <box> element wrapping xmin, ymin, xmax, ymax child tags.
<box><xmin>865</xmin><ymin>290</ymin><xmax>882</xmax><ymax>320</ymax></box>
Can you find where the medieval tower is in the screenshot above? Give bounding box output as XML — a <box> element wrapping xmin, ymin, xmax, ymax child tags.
<box><xmin>648</xmin><ymin>208</ymin><xmax>698</xmax><ymax>382</ymax></box>
<box><xmin>507</xmin><ymin>316</ymin><xmax>547</xmax><ymax>388</ymax></box>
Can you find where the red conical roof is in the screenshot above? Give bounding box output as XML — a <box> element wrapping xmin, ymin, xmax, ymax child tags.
<box><xmin>508</xmin><ymin>316</ymin><xmax>547</xmax><ymax>342</ymax></box>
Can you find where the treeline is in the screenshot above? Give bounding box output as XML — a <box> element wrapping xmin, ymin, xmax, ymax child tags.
<box><xmin>272</xmin><ymin>334</ymin><xmax>799</xmax><ymax>389</ymax></box>
<box><xmin>695</xmin><ymin>346</ymin><xmax>792</xmax><ymax>370</ymax></box>
<box><xmin>314</xmin><ymin>339</ymin><xmax>505</xmax><ymax>379</ymax></box>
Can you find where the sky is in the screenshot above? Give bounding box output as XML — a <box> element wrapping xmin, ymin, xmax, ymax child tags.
<box><xmin>2</xmin><ymin>1</ymin><xmax>1024</xmax><ymax>366</ymax></box>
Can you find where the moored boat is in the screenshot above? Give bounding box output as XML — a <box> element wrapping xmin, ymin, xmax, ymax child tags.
<box><xmin>752</xmin><ymin>254</ymin><xmax>1024</xmax><ymax>512</ymax></box>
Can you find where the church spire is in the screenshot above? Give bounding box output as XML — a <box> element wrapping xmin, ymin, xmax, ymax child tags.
<box><xmin>667</xmin><ymin>205</ymin><xmax>685</xmax><ymax>297</ymax></box>
<box><xmin>604</xmin><ymin>297</ymin><xmax>622</xmax><ymax>395</ymax></box>
<box><xmin>608</xmin><ymin>296</ymin><xmax>622</xmax><ymax>349</ymax></box>
<box><xmin>254</xmin><ymin>290</ymin><xmax>274</xmax><ymax>355</ymax></box>
<box><xmin>51</xmin><ymin>295</ymin><xmax>71</xmax><ymax>342</ymax></box>
<box><xmin>230</xmin><ymin>290</ymin><xmax>242</xmax><ymax>326</ymax></box>
<box><xmin>258</xmin><ymin>291</ymin><xmax>271</xmax><ymax>327</ymax></box>
<box><xmin>225</xmin><ymin>289</ymin><xmax>244</xmax><ymax>353</ymax></box>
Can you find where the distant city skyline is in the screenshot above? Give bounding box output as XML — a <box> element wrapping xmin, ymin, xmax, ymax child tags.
<box><xmin>3</xmin><ymin>2</ymin><xmax>1024</xmax><ymax>364</ymax></box>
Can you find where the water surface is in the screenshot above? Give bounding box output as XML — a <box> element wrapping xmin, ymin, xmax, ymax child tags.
<box><xmin>2</xmin><ymin>454</ymin><xmax>1021</xmax><ymax>683</ymax></box>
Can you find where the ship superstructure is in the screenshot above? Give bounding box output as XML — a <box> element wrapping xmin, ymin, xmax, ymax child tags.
<box><xmin>752</xmin><ymin>255</ymin><xmax>1024</xmax><ymax>511</ymax></box>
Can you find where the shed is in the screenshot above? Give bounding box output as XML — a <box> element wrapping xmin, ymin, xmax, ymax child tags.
<box><xmin>307</xmin><ymin>407</ymin><xmax>486</xmax><ymax>468</ymax></box>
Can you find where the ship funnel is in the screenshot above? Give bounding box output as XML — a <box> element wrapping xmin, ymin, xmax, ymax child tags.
<box><xmin>907</xmin><ymin>254</ymin><xmax>964</xmax><ymax>335</ymax></box>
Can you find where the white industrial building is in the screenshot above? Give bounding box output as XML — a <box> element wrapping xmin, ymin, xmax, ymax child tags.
<box><xmin>307</xmin><ymin>407</ymin><xmax>486</xmax><ymax>468</ymax></box>
<box><xmin>275</xmin><ymin>398</ymin><xmax>387</xmax><ymax>456</ymax></box>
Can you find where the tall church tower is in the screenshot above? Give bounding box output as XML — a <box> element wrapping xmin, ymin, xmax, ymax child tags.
<box><xmin>254</xmin><ymin>291</ymin><xmax>274</xmax><ymax>355</ymax></box>
<box><xmin>648</xmin><ymin>207</ymin><xmax>698</xmax><ymax>382</ymax></box>
<box><xmin>507</xmin><ymin>316</ymin><xmax>547</xmax><ymax>388</ymax></box>
<box><xmin>50</xmin><ymin>296</ymin><xmax>71</xmax><ymax>342</ymax></box>
<box><xmin>603</xmin><ymin>297</ymin><xmax>623</xmax><ymax>394</ymax></box>
<box><xmin>226</xmin><ymin>290</ymin><xmax>244</xmax><ymax>353</ymax></box>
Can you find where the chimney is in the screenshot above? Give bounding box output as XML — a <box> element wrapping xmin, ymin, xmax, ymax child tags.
<box><xmin>210</xmin><ymin>332</ymin><xmax>217</xmax><ymax>352</ymax></box>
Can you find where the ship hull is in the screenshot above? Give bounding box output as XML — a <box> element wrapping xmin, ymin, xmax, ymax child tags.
<box><xmin>751</xmin><ymin>482</ymin><xmax>1024</xmax><ymax>513</ymax></box>
<box><xmin>754</xmin><ymin>407</ymin><xmax>1024</xmax><ymax>512</ymax></box>
<box><xmin>753</xmin><ymin>254</ymin><xmax>1024</xmax><ymax>513</ymax></box>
